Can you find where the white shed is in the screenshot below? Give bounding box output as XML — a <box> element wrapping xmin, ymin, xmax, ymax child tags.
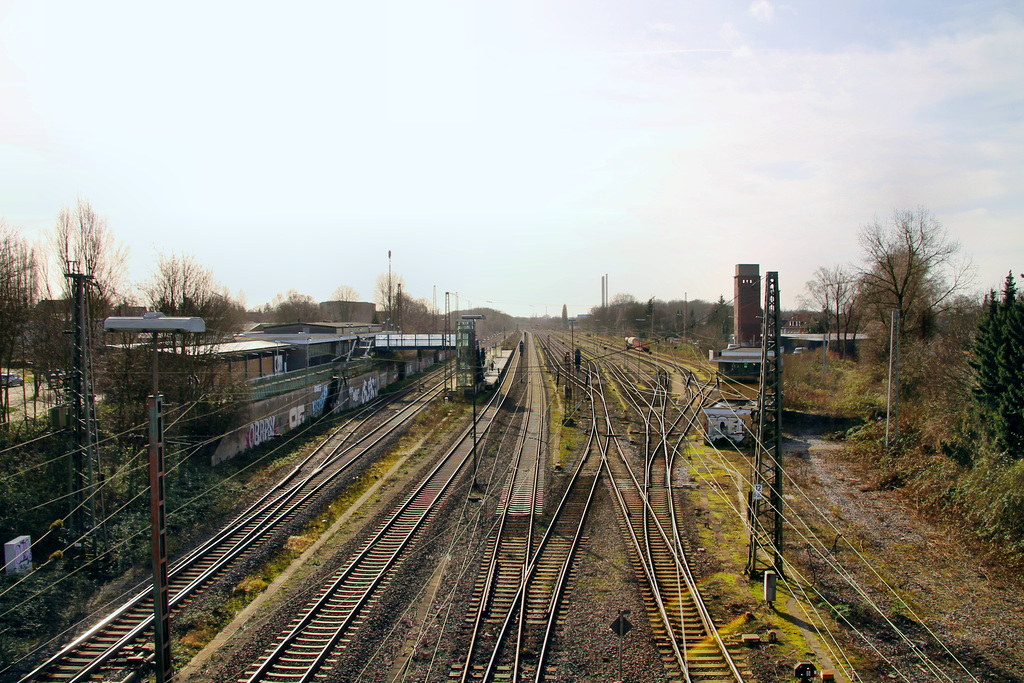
<box><xmin>703</xmin><ymin>400</ymin><xmax>755</xmax><ymax>443</ymax></box>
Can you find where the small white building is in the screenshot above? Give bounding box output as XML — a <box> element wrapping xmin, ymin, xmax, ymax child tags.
<box><xmin>703</xmin><ymin>400</ymin><xmax>755</xmax><ymax>443</ymax></box>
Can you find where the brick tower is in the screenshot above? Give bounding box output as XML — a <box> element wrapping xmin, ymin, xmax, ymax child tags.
<box><xmin>734</xmin><ymin>264</ymin><xmax>761</xmax><ymax>347</ymax></box>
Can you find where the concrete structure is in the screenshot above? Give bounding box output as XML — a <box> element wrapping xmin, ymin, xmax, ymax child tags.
<box><xmin>734</xmin><ymin>264</ymin><xmax>761</xmax><ymax>347</ymax></box>
<box><xmin>319</xmin><ymin>300</ymin><xmax>375</xmax><ymax>323</ymax></box>
<box><xmin>781</xmin><ymin>332</ymin><xmax>864</xmax><ymax>357</ymax></box>
<box><xmin>254</xmin><ymin>322</ymin><xmax>382</xmax><ymax>336</ymax></box>
<box><xmin>242</xmin><ymin>324</ymin><xmax>383</xmax><ymax>370</ymax></box>
<box><xmin>215</xmin><ymin>339</ymin><xmax>291</xmax><ymax>381</ymax></box>
<box><xmin>210</xmin><ymin>350</ymin><xmax>448</xmax><ymax>465</ymax></box>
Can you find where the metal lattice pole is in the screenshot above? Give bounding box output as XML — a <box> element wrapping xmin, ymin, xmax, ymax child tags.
<box><xmin>747</xmin><ymin>271</ymin><xmax>783</xmax><ymax>579</ymax></box>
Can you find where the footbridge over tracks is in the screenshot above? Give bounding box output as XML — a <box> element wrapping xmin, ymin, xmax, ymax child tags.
<box><xmin>373</xmin><ymin>333</ymin><xmax>455</xmax><ymax>350</ymax></box>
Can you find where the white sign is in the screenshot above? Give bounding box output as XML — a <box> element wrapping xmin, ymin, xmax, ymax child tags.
<box><xmin>753</xmin><ymin>484</ymin><xmax>764</xmax><ymax>501</ymax></box>
<box><xmin>4</xmin><ymin>535</ymin><xmax>31</xmax><ymax>574</ymax></box>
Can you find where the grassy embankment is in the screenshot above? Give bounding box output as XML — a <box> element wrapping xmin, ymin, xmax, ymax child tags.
<box><xmin>173</xmin><ymin>399</ymin><xmax>465</xmax><ymax>666</ymax></box>
<box><xmin>783</xmin><ymin>351</ymin><xmax>1024</xmax><ymax>570</ymax></box>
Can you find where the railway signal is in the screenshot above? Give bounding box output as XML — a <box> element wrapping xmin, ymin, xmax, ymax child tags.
<box><xmin>610</xmin><ymin>609</ymin><xmax>632</xmax><ymax>682</ymax></box>
<box><xmin>795</xmin><ymin>661</ymin><xmax>818</xmax><ymax>682</ymax></box>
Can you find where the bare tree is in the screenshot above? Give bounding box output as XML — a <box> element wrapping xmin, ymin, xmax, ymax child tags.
<box><xmin>51</xmin><ymin>199</ymin><xmax>129</xmax><ymax>318</ymax></box>
<box><xmin>268</xmin><ymin>290</ymin><xmax>319</xmax><ymax>323</ymax></box>
<box><xmin>330</xmin><ymin>284</ymin><xmax>360</xmax><ymax>301</ymax></box>
<box><xmin>858</xmin><ymin>208</ymin><xmax>974</xmax><ymax>339</ymax></box>
<box><xmin>0</xmin><ymin>222</ymin><xmax>38</xmax><ymax>424</ymax></box>
<box><xmin>374</xmin><ymin>272</ymin><xmax>405</xmax><ymax>327</ymax></box>
<box><xmin>144</xmin><ymin>251</ymin><xmax>244</xmax><ymax>349</ymax></box>
<box><xmin>803</xmin><ymin>264</ymin><xmax>862</xmax><ymax>358</ymax></box>
<box><xmin>396</xmin><ymin>295</ymin><xmax>433</xmax><ymax>332</ymax></box>
<box><xmin>106</xmin><ymin>251</ymin><xmax>246</xmax><ymax>441</ymax></box>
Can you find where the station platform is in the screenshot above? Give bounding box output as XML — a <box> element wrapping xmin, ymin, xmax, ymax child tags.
<box><xmin>483</xmin><ymin>346</ymin><xmax>512</xmax><ymax>387</ymax></box>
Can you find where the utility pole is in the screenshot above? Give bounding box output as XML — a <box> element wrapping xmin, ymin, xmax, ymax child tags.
<box><xmin>397</xmin><ymin>282</ymin><xmax>403</xmax><ymax>332</ymax></box>
<box><xmin>885</xmin><ymin>311</ymin><xmax>900</xmax><ymax>451</ymax></box>
<box><xmin>747</xmin><ymin>271</ymin><xmax>783</xmax><ymax>579</ymax></box>
<box><xmin>105</xmin><ymin>313</ymin><xmax>206</xmax><ymax>683</ymax></box>
<box><xmin>67</xmin><ymin>269</ymin><xmax>101</xmax><ymax>556</ymax></box>
<box><xmin>821</xmin><ymin>308</ymin><xmax>828</xmax><ymax>381</ymax></box>
<box><xmin>444</xmin><ymin>292</ymin><xmax>451</xmax><ymax>393</ymax></box>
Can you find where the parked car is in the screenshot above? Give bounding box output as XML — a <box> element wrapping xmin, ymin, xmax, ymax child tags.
<box><xmin>1</xmin><ymin>373</ymin><xmax>24</xmax><ymax>387</ymax></box>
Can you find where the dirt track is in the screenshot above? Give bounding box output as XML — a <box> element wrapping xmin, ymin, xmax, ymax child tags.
<box><xmin>776</xmin><ymin>429</ymin><xmax>1024</xmax><ymax>682</ymax></box>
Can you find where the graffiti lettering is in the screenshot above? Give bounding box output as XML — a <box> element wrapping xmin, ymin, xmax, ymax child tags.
<box><xmin>311</xmin><ymin>384</ymin><xmax>329</xmax><ymax>417</ymax></box>
<box><xmin>246</xmin><ymin>416</ymin><xmax>277</xmax><ymax>449</ymax></box>
<box><xmin>359</xmin><ymin>377</ymin><xmax>379</xmax><ymax>405</ymax></box>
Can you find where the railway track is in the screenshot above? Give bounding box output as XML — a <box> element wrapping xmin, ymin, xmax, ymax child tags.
<box><xmin>452</xmin><ymin>333</ymin><xmax>545</xmax><ymax>683</ymax></box>
<box><xmin>240</xmin><ymin>343</ymin><xmax>525</xmax><ymax>683</ymax></box>
<box><xmin>20</xmin><ymin>369</ymin><xmax>448</xmax><ymax>683</ymax></box>
<box><xmin>579</xmin><ymin>334</ymin><xmax>750</xmax><ymax>683</ymax></box>
<box><xmin>450</xmin><ymin>333</ymin><xmax>603</xmax><ymax>683</ymax></box>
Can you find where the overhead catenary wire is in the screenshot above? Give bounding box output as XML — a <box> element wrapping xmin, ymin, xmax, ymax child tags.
<box><xmin>691</xmin><ymin>388</ymin><xmax>976</xmax><ymax>682</ymax></box>
<box><xmin>658</xmin><ymin>385</ymin><xmax>873</xmax><ymax>683</ymax></box>
<box><xmin>0</xmin><ymin>397</ymin><xmax>214</xmax><ymax>603</ymax></box>
<box><xmin>603</xmin><ymin>333</ymin><xmax>949</xmax><ymax>681</ymax></box>
<box><xmin>0</xmin><ymin>378</ymin><xmax>335</xmax><ymax>607</ymax></box>
<box><xmin>1</xmin><ymin>367</ymin><xmax>445</xmax><ymax>677</ymax></box>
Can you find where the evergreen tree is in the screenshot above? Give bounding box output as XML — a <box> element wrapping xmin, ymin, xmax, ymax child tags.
<box><xmin>972</xmin><ymin>271</ymin><xmax>1024</xmax><ymax>457</ymax></box>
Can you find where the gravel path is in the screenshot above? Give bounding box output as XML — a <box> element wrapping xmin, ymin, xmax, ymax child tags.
<box><xmin>780</xmin><ymin>431</ymin><xmax>1024</xmax><ymax>682</ymax></box>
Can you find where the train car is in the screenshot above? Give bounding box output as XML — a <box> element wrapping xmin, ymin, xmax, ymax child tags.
<box><xmin>625</xmin><ymin>337</ymin><xmax>651</xmax><ymax>353</ymax></box>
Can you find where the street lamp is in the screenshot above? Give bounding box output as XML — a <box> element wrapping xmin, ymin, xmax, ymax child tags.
<box><xmin>104</xmin><ymin>312</ymin><xmax>205</xmax><ymax>683</ymax></box>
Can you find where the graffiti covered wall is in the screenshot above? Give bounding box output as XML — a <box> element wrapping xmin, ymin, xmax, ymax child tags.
<box><xmin>211</xmin><ymin>352</ymin><xmax>441</xmax><ymax>466</ymax></box>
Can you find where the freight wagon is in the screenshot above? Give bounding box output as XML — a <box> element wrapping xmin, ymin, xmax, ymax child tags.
<box><xmin>625</xmin><ymin>337</ymin><xmax>651</xmax><ymax>353</ymax></box>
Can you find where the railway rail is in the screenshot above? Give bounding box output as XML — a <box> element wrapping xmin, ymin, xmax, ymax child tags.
<box><xmin>451</xmin><ymin>333</ymin><xmax>604</xmax><ymax>683</ymax></box>
<box><xmin>239</xmin><ymin>343</ymin><xmax>524</xmax><ymax>683</ymax></box>
<box><xmin>568</xmin><ymin>332</ymin><xmax>750</xmax><ymax>682</ymax></box>
<box><xmin>451</xmin><ymin>333</ymin><xmax>544</xmax><ymax>682</ymax></box>
<box><xmin>20</xmin><ymin>368</ymin><xmax>449</xmax><ymax>683</ymax></box>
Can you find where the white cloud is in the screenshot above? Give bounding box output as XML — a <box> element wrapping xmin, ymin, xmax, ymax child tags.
<box><xmin>749</xmin><ymin>0</ymin><xmax>775</xmax><ymax>22</ymax></box>
<box><xmin>720</xmin><ymin>21</ymin><xmax>744</xmax><ymax>45</ymax></box>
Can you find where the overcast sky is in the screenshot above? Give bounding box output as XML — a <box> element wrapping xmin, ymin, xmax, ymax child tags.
<box><xmin>2</xmin><ymin>0</ymin><xmax>1022</xmax><ymax>318</ymax></box>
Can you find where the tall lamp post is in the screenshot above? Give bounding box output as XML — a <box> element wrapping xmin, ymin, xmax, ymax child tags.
<box><xmin>104</xmin><ymin>312</ymin><xmax>205</xmax><ymax>683</ymax></box>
